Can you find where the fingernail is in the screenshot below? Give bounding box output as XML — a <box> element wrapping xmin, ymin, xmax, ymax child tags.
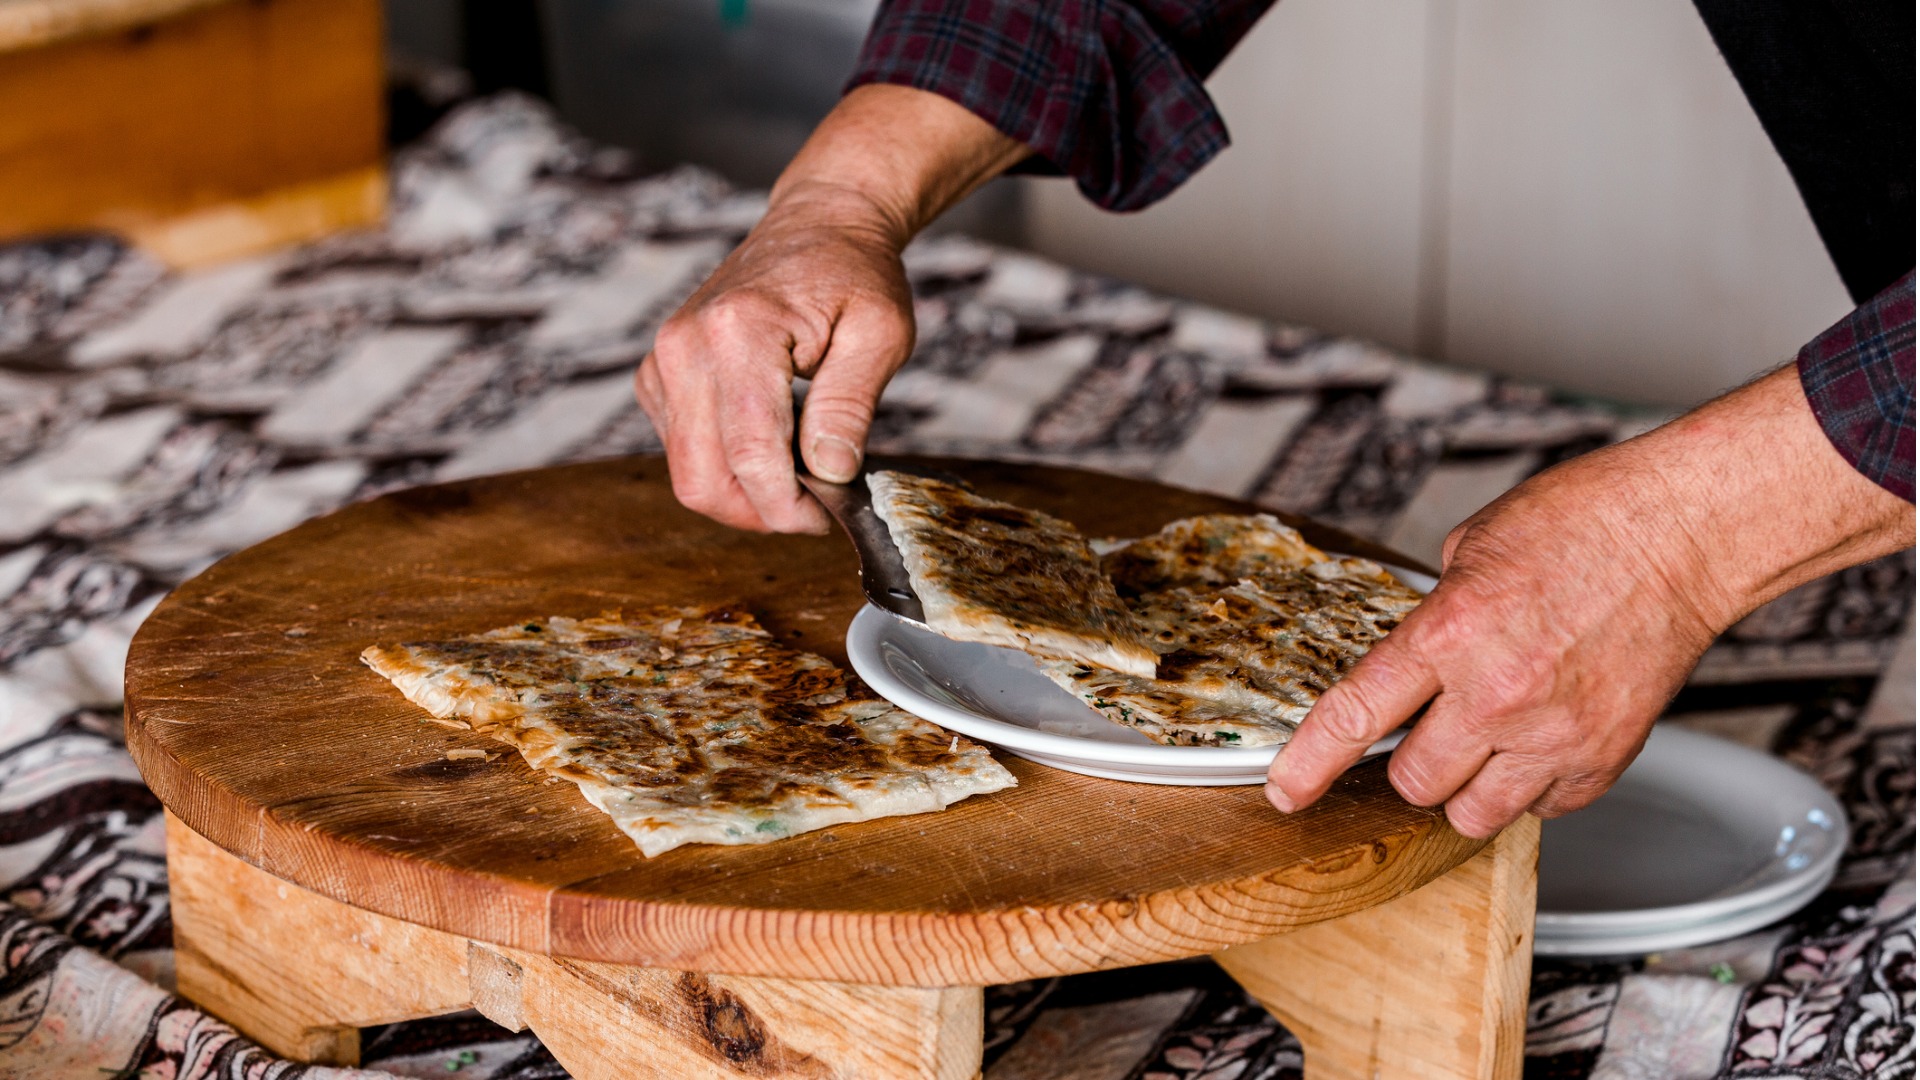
<box><xmin>809</xmin><ymin>435</ymin><xmax>861</xmax><ymax>483</ymax></box>
<box><xmin>1265</xmin><ymin>783</ymin><xmax>1297</xmax><ymax>814</ymax></box>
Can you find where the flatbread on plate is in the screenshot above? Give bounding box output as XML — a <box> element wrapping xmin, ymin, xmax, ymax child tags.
<box><xmin>1095</xmin><ymin>513</ymin><xmax>1327</xmax><ymax>595</ymax></box>
<box><xmin>868</xmin><ymin>470</ymin><xmax>1157</xmax><ymax>678</ymax></box>
<box><xmin>1044</xmin><ymin>516</ymin><xmax>1424</xmax><ymax>747</ymax></box>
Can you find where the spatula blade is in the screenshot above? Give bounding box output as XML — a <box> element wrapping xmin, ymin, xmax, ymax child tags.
<box><xmin>798</xmin><ymin>460</ymin><xmax>932</xmax><ymax>629</ymax></box>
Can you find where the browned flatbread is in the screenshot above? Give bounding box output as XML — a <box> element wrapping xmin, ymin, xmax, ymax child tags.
<box><xmin>1045</xmin><ymin>517</ymin><xmax>1424</xmax><ymax>747</ymax></box>
<box><xmin>869</xmin><ymin>471</ymin><xmax>1157</xmax><ymax>678</ymax></box>
<box><xmin>1096</xmin><ymin>513</ymin><xmax>1327</xmax><ymax>595</ymax></box>
<box><xmin>1035</xmin><ymin>657</ymin><xmax>1308</xmax><ymax>746</ymax></box>
<box><xmin>362</xmin><ymin>605</ymin><xmax>1014</xmax><ymax>856</ymax></box>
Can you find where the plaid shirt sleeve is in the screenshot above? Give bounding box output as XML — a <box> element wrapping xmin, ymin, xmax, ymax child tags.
<box><xmin>847</xmin><ymin>0</ymin><xmax>1276</xmax><ymax>212</ymax></box>
<box><xmin>1797</xmin><ymin>271</ymin><xmax>1915</xmax><ymax>502</ymax></box>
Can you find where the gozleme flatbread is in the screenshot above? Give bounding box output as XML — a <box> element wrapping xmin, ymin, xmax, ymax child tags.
<box><xmin>1045</xmin><ymin>518</ymin><xmax>1425</xmax><ymax>747</ymax></box>
<box><xmin>1095</xmin><ymin>513</ymin><xmax>1327</xmax><ymax>595</ymax></box>
<box><xmin>1035</xmin><ymin>658</ymin><xmax>1307</xmax><ymax>747</ymax></box>
<box><xmin>362</xmin><ymin>606</ymin><xmax>1014</xmax><ymax>856</ymax></box>
<box><xmin>868</xmin><ymin>470</ymin><xmax>1157</xmax><ymax>678</ymax></box>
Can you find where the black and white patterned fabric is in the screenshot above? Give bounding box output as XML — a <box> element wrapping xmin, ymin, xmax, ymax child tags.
<box><xmin>0</xmin><ymin>95</ymin><xmax>1908</xmax><ymax>1080</ymax></box>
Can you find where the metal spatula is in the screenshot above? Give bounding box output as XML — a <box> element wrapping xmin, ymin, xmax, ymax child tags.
<box><xmin>797</xmin><ymin>457</ymin><xmax>953</xmax><ymax>630</ymax></box>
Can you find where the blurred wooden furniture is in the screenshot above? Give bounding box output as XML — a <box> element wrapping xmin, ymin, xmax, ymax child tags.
<box><xmin>0</xmin><ymin>0</ymin><xmax>384</xmax><ymax>266</ymax></box>
<box><xmin>127</xmin><ymin>457</ymin><xmax>1539</xmax><ymax>1080</ymax></box>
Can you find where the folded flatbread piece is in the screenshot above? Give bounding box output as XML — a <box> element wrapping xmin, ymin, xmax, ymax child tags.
<box><xmin>1096</xmin><ymin>512</ymin><xmax>1327</xmax><ymax>594</ymax></box>
<box><xmin>362</xmin><ymin>606</ymin><xmax>1014</xmax><ymax>856</ymax></box>
<box><xmin>1042</xmin><ymin>516</ymin><xmax>1424</xmax><ymax>747</ymax></box>
<box><xmin>868</xmin><ymin>470</ymin><xmax>1158</xmax><ymax>678</ymax></box>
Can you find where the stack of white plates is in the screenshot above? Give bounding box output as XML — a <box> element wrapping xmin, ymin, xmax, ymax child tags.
<box><xmin>849</xmin><ymin>606</ymin><xmax>1845</xmax><ymax>956</ymax></box>
<box><xmin>1534</xmin><ymin>724</ymin><xmax>1846</xmax><ymax>956</ymax></box>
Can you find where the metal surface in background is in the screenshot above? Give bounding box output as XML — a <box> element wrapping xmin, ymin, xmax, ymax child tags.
<box><xmin>538</xmin><ymin>0</ymin><xmax>1023</xmax><ymax>241</ymax></box>
<box><xmin>542</xmin><ymin>0</ymin><xmax>878</xmax><ymax>186</ymax></box>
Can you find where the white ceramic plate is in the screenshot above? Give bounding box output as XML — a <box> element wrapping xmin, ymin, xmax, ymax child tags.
<box><xmin>844</xmin><ymin>563</ymin><xmax>1434</xmax><ymax>785</ymax></box>
<box><xmin>1532</xmin><ymin>873</ymin><xmax>1832</xmax><ymax>958</ymax></box>
<box><xmin>1533</xmin><ymin>724</ymin><xmax>1846</xmax><ymax>957</ymax></box>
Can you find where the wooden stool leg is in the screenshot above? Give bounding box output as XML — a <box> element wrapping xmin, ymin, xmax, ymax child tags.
<box><xmin>166</xmin><ymin>813</ymin><xmax>474</xmax><ymax>1065</ymax></box>
<box><xmin>169</xmin><ymin>814</ymin><xmax>983</xmax><ymax>1077</ymax></box>
<box><xmin>491</xmin><ymin>946</ymin><xmax>983</xmax><ymax>1080</ymax></box>
<box><xmin>1213</xmin><ymin>814</ymin><xmax>1539</xmax><ymax>1080</ymax></box>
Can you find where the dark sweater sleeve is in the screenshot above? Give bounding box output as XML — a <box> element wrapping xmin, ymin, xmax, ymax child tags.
<box><xmin>847</xmin><ymin>0</ymin><xmax>1276</xmax><ymax>212</ymax></box>
<box><xmin>1797</xmin><ymin>271</ymin><xmax>1915</xmax><ymax>501</ymax></box>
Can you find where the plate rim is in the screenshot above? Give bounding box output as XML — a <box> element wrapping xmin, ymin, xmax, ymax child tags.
<box><xmin>1532</xmin><ymin>870</ymin><xmax>1834</xmax><ymax>957</ymax></box>
<box><xmin>1534</xmin><ymin>725</ymin><xmax>1847</xmax><ymax>935</ymax></box>
<box><xmin>845</xmin><ymin>561</ymin><xmax>1434</xmax><ymax>774</ymax></box>
<box><xmin>850</xmin><ymin>604</ymin><xmax>1277</xmax><ymax>768</ymax></box>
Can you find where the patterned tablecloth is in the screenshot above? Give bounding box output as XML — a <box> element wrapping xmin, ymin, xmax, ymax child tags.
<box><xmin>0</xmin><ymin>95</ymin><xmax>1910</xmax><ymax>1080</ymax></box>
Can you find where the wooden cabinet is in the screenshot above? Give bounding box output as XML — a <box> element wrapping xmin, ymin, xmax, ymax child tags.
<box><xmin>0</xmin><ymin>0</ymin><xmax>385</xmax><ymax>265</ymax></box>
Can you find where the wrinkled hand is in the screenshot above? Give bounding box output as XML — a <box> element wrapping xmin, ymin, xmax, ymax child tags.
<box><xmin>636</xmin><ymin>84</ymin><xmax>1025</xmax><ymax>533</ymax></box>
<box><xmin>1267</xmin><ymin>449</ymin><xmax>1717</xmax><ymax>838</ymax></box>
<box><xmin>636</xmin><ymin>186</ymin><xmax>914</xmax><ymax>533</ymax></box>
<box><xmin>1267</xmin><ymin>365</ymin><xmax>1915</xmax><ymax>837</ymax></box>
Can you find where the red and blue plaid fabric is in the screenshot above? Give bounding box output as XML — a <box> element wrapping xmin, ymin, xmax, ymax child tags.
<box><xmin>851</xmin><ymin>1</ymin><xmax>1916</xmax><ymax>500</ymax></box>
<box><xmin>1798</xmin><ymin>272</ymin><xmax>1916</xmax><ymax>501</ymax></box>
<box><xmin>847</xmin><ymin>0</ymin><xmax>1274</xmax><ymax>211</ymax></box>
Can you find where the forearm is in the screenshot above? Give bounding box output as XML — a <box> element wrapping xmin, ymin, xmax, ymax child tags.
<box><xmin>1576</xmin><ymin>365</ymin><xmax>1914</xmax><ymax>633</ymax></box>
<box><xmin>767</xmin><ymin>84</ymin><xmax>1029</xmax><ymax>249</ymax></box>
<box><xmin>849</xmin><ymin>0</ymin><xmax>1275</xmax><ymax>210</ymax></box>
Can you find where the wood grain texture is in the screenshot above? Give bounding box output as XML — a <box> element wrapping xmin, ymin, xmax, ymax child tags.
<box><xmin>504</xmin><ymin>950</ymin><xmax>983</xmax><ymax>1080</ymax></box>
<box><xmin>127</xmin><ymin>456</ymin><xmax>1472</xmax><ymax>985</ymax></box>
<box><xmin>0</xmin><ymin>0</ymin><xmax>382</xmax><ymax>250</ymax></box>
<box><xmin>125</xmin><ymin>164</ymin><xmax>385</xmax><ymax>268</ymax></box>
<box><xmin>1214</xmin><ymin>814</ymin><xmax>1539</xmax><ymax>1080</ymax></box>
<box><xmin>168</xmin><ymin>812</ymin><xmax>473</xmax><ymax>1065</ymax></box>
<box><xmin>469</xmin><ymin>942</ymin><xmax>530</xmax><ymax>1033</ymax></box>
<box><xmin>173</xmin><ymin>812</ymin><xmax>983</xmax><ymax>1078</ymax></box>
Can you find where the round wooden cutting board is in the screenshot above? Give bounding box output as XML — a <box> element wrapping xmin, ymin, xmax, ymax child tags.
<box><xmin>126</xmin><ymin>456</ymin><xmax>1477</xmax><ymax>987</ymax></box>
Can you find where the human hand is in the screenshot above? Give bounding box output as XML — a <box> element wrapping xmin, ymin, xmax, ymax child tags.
<box><xmin>636</xmin><ymin>85</ymin><xmax>1027</xmax><ymax>533</ymax></box>
<box><xmin>1267</xmin><ymin>365</ymin><xmax>1916</xmax><ymax>837</ymax></box>
<box><xmin>1266</xmin><ymin>447</ymin><xmax>1718</xmax><ymax>838</ymax></box>
<box><xmin>636</xmin><ymin>186</ymin><xmax>914</xmax><ymax>533</ymax></box>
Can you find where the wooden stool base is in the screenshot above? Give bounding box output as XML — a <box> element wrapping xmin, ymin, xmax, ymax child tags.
<box><xmin>166</xmin><ymin>815</ymin><xmax>982</xmax><ymax>1079</ymax></box>
<box><xmin>1216</xmin><ymin>813</ymin><xmax>1539</xmax><ymax>1080</ymax></box>
<box><xmin>168</xmin><ymin>812</ymin><xmax>1534</xmax><ymax>1080</ymax></box>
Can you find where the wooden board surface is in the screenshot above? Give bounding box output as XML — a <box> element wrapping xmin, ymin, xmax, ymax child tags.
<box><xmin>127</xmin><ymin>456</ymin><xmax>1472</xmax><ymax>986</ymax></box>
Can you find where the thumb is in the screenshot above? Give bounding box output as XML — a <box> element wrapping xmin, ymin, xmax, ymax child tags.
<box><xmin>798</xmin><ymin>300</ymin><xmax>914</xmax><ymax>483</ymax></box>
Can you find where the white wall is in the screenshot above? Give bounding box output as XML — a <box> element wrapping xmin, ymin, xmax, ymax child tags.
<box><xmin>1021</xmin><ymin>0</ymin><xmax>1854</xmax><ymax>408</ymax></box>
